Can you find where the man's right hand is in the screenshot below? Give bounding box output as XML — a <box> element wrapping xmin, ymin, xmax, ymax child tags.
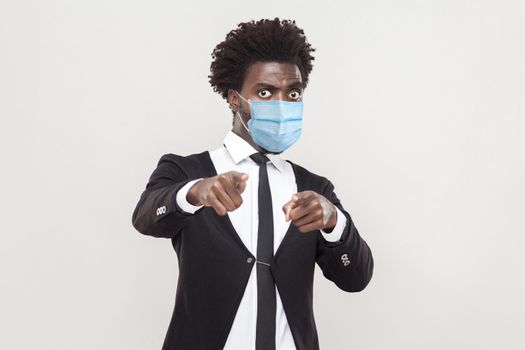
<box><xmin>186</xmin><ymin>171</ymin><xmax>249</xmax><ymax>216</ymax></box>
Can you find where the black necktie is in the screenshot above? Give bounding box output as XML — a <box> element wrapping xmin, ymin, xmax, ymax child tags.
<box><xmin>249</xmin><ymin>152</ymin><xmax>276</xmax><ymax>350</ymax></box>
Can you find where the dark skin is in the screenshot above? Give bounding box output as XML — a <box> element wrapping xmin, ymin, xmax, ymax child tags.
<box><xmin>187</xmin><ymin>61</ymin><xmax>337</xmax><ymax>233</ymax></box>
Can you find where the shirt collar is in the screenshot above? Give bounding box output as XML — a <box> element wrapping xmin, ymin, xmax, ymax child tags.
<box><xmin>222</xmin><ymin>129</ymin><xmax>285</xmax><ymax>173</ymax></box>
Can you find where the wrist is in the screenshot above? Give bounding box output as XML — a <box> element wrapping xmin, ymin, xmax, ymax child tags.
<box><xmin>186</xmin><ymin>180</ymin><xmax>203</xmax><ymax>206</ymax></box>
<box><xmin>322</xmin><ymin>206</ymin><xmax>337</xmax><ymax>232</ymax></box>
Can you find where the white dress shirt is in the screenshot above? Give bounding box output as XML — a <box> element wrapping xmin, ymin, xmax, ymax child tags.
<box><xmin>175</xmin><ymin>129</ymin><xmax>347</xmax><ymax>350</ymax></box>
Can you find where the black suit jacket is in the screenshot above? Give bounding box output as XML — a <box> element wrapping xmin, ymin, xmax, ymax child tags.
<box><xmin>132</xmin><ymin>151</ymin><xmax>374</xmax><ymax>350</ymax></box>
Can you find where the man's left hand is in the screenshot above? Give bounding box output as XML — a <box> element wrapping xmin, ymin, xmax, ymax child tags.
<box><xmin>282</xmin><ymin>191</ymin><xmax>337</xmax><ymax>233</ymax></box>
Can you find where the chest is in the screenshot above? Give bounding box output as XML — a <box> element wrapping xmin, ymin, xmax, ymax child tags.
<box><xmin>208</xmin><ymin>149</ymin><xmax>297</xmax><ymax>256</ymax></box>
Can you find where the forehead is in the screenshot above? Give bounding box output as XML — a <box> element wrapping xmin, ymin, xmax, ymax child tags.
<box><xmin>242</xmin><ymin>62</ymin><xmax>302</xmax><ymax>90</ymax></box>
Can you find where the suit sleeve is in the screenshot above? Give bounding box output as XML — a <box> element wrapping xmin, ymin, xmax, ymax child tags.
<box><xmin>315</xmin><ymin>177</ymin><xmax>374</xmax><ymax>292</ymax></box>
<box><xmin>131</xmin><ymin>154</ymin><xmax>205</xmax><ymax>238</ymax></box>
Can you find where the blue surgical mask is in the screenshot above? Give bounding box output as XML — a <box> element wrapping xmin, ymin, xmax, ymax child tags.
<box><xmin>235</xmin><ymin>90</ymin><xmax>303</xmax><ymax>153</ymax></box>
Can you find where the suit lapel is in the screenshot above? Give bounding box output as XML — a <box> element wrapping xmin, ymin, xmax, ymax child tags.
<box><xmin>202</xmin><ymin>151</ymin><xmax>254</xmax><ymax>257</ymax></box>
<box><xmin>273</xmin><ymin>160</ymin><xmax>303</xmax><ymax>261</ymax></box>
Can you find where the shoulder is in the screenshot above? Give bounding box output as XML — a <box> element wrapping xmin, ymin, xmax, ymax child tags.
<box><xmin>284</xmin><ymin>159</ymin><xmax>332</xmax><ymax>191</ymax></box>
<box><xmin>158</xmin><ymin>150</ymin><xmax>209</xmax><ymax>166</ymax></box>
<box><xmin>156</xmin><ymin>150</ymin><xmax>215</xmax><ymax>178</ymax></box>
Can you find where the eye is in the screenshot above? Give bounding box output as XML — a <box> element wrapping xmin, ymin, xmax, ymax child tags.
<box><xmin>288</xmin><ymin>90</ymin><xmax>302</xmax><ymax>100</ymax></box>
<box><xmin>257</xmin><ymin>89</ymin><xmax>272</xmax><ymax>99</ymax></box>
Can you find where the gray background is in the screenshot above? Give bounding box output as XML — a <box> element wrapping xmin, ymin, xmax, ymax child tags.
<box><xmin>1</xmin><ymin>0</ymin><xmax>524</xmax><ymax>349</ymax></box>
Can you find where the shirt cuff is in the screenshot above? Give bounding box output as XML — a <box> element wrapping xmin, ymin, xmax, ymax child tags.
<box><xmin>175</xmin><ymin>178</ymin><xmax>204</xmax><ymax>214</ymax></box>
<box><xmin>320</xmin><ymin>206</ymin><xmax>346</xmax><ymax>242</ymax></box>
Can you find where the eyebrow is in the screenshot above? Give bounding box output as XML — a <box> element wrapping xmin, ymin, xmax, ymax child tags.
<box><xmin>253</xmin><ymin>81</ymin><xmax>305</xmax><ymax>90</ymax></box>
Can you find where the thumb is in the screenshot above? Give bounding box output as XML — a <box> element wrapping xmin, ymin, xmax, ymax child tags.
<box><xmin>282</xmin><ymin>194</ymin><xmax>300</xmax><ymax>221</ymax></box>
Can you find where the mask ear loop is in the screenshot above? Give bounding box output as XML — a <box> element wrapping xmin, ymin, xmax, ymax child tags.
<box><xmin>236</xmin><ymin>111</ymin><xmax>250</xmax><ymax>133</ymax></box>
<box><xmin>235</xmin><ymin>90</ymin><xmax>250</xmax><ymax>104</ymax></box>
<box><xmin>235</xmin><ymin>90</ymin><xmax>250</xmax><ymax>132</ymax></box>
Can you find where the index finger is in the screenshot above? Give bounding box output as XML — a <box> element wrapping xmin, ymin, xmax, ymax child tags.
<box><xmin>226</xmin><ymin>171</ymin><xmax>249</xmax><ymax>185</ymax></box>
<box><xmin>218</xmin><ymin>176</ymin><xmax>244</xmax><ymax>208</ymax></box>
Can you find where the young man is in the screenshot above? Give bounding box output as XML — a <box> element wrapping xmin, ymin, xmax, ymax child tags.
<box><xmin>132</xmin><ymin>18</ymin><xmax>374</xmax><ymax>350</ymax></box>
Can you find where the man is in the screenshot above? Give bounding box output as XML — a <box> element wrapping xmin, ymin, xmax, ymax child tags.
<box><xmin>132</xmin><ymin>18</ymin><xmax>374</xmax><ymax>350</ymax></box>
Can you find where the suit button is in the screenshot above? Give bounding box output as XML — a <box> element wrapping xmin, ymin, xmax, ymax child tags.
<box><xmin>341</xmin><ymin>253</ymin><xmax>350</xmax><ymax>267</ymax></box>
<box><xmin>246</xmin><ymin>257</ymin><xmax>253</xmax><ymax>264</ymax></box>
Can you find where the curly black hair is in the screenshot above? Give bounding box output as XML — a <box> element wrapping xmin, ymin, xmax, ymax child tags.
<box><xmin>208</xmin><ymin>18</ymin><xmax>316</xmax><ymax>102</ymax></box>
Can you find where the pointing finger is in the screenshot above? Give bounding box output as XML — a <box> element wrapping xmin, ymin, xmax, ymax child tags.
<box><xmin>237</xmin><ymin>178</ymin><xmax>248</xmax><ymax>193</ymax></box>
<box><xmin>218</xmin><ymin>176</ymin><xmax>243</xmax><ymax>208</ymax></box>
<box><xmin>230</xmin><ymin>172</ymin><xmax>249</xmax><ymax>193</ymax></box>
<box><xmin>228</xmin><ymin>171</ymin><xmax>249</xmax><ymax>185</ymax></box>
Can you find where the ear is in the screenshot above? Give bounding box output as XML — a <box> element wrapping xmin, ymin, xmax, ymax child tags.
<box><xmin>227</xmin><ymin>89</ymin><xmax>239</xmax><ymax>113</ymax></box>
